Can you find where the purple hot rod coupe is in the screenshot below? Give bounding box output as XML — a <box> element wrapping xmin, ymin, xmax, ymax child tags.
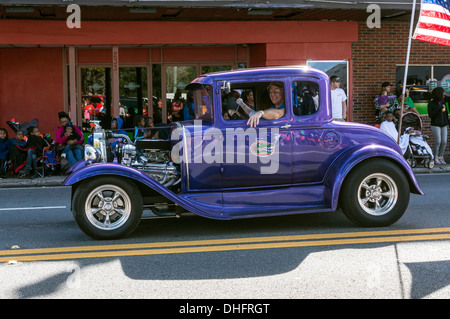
<box><xmin>65</xmin><ymin>66</ymin><xmax>423</xmax><ymax>239</ymax></box>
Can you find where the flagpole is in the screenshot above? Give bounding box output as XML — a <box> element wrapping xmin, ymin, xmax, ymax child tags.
<box><xmin>398</xmin><ymin>0</ymin><xmax>418</xmax><ymax>144</ymax></box>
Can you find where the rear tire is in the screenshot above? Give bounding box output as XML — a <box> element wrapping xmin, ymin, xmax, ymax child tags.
<box><xmin>72</xmin><ymin>176</ymin><xmax>143</xmax><ymax>239</ymax></box>
<box><xmin>340</xmin><ymin>159</ymin><xmax>410</xmax><ymax>227</ymax></box>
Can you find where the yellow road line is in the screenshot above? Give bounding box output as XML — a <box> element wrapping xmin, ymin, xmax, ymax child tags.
<box><xmin>2</xmin><ymin>227</ymin><xmax>450</xmax><ymax>256</ymax></box>
<box><xmin>2</xmin><ymin>233</ymin><xmax>450</xmax><ymax>263</ymax></box>
<box><xmin>0</xmin><ymin>227</ymin><xmax>450</xmax><ymax>262</ymax></box>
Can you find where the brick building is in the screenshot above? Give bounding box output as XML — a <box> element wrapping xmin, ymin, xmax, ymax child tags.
<box><xmin>352</xmin><ymin>20</ymin><xmax>449</xmax><ymax>149</ymax></box>
<box><xmin>0</xmin><ymin>0</ymin><xmax>448</xmax><ymax>152</ymax></box>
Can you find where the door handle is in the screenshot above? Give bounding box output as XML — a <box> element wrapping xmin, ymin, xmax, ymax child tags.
<box><xmin>281</xmin><ymin>124</ymin><xmax>291</xmax><ymax>129</ymax></box>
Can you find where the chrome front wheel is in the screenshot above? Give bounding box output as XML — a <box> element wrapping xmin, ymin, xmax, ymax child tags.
<box><xmin>84</xmin><ymin>184</ymin><xmax>132</xmax><ymax>231</ymax></box>
<box><xmin>73</xmin><ymin>177</ymin><xmax>143</xmax><ymax>239</ymax></box>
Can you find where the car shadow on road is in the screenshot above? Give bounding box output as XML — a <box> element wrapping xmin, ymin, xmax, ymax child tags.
<box><xmin>13</xmin><ymin>212</ymin><xmax>450</xmax><ymax>299</ymax></box>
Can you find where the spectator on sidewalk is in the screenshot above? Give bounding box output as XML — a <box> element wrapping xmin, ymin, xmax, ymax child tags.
<box><xmin>0</xmin><ymin>128</ymin><xmax>11</xmax><ymax>178</ymax></box>
<box><xmin>330</xmin><ymin>75</ymin><xmax>347</xmax><ymax>121</ymax></box>
<box><xmin>55</xmin><ymin>111</ymin><xmax>84</xmax><ymax>168</ymax></box>
<box><xmin>380</xmin><ymin>111</ymin><xmax>398</xmax><ymax>141</ymax></box>
<box><xmin>374</xmin><ymin>82</ymin><xmax>399</xmax><ymax>121</ymax></box>
<box><xmin>428</xmin><ymin>87</ymin><xmax>449</xmax><ymax>165</ymax></box>
<box><xmin>396</xmin><ymin>87</ymin><xmax>420</xmax><ymax>115</ymax></box>
<box><xmin>9</xmin><ymin>130</ymin><xmax>27</xmax><ymax>147</ymax></box>
<box><xmin>19</xmin><ymin>126</ymin><xmax>48</xmax><ymax>179</ymax></box>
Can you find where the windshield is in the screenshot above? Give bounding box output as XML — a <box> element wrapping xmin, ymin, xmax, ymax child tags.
<box><xmin>190</xmin><ymin>85</ymin><xmax>214</xmax><ymax>121</ymax></box>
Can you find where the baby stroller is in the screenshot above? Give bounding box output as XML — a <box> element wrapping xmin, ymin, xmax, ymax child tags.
<box><xmin>400</xmin><ymin>112</ymin><xmax>435</xmax><ymax>169</ymax></box>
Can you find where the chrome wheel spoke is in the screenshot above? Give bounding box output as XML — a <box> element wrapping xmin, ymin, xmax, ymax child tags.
<box><xmin>95</xmin><ymin>191</ymin><xmax>105</xmax><ymax>202</ymax></box>
<box><xmin>89</xmin><ymin>207</ymin><xmax>103</xmax><ymax>215</ymax></box>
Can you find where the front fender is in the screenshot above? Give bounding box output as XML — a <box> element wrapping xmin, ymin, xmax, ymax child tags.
<box><xmin>63</xmin><ymin>163</ymin><xmax>224</xmax><ymax>220</ymax></box>
<box><xmin>324</xmin><ymin>144</ymin><xmax>424</xmax><ymax>211</ymax></box>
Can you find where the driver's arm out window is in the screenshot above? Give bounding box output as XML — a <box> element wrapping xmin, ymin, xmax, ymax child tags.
<box><xmin>222</xmin><ymin>81</ymin><xmax>286</xmax><ymax>121</ymax></box>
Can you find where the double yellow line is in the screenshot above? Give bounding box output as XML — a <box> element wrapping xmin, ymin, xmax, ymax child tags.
<box><xmin>2</xmin><ymin>227</ymin><xmax>450</xmax><ymax>263</ymax></box>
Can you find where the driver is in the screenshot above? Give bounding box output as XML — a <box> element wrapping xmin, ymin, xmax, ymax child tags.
<box><xmin>247</xmin><ymin>82</ymin><xmax>285</xmax><ymax>127</ymax></box>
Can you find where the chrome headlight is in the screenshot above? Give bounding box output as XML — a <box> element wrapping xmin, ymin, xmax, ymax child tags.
<box><xmin>85</xmin><ymin>144</ymin><xmax>101</xmax><ymax>165</ymax></box>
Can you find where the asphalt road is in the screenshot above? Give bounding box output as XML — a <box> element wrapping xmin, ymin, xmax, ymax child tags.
<box><xmin>0</xmin><ymin>173</ymin><xmax>450</xmax><ymax>300</ymax></box>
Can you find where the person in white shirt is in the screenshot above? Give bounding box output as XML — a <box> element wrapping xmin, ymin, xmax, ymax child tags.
<box><xmin>330</xmin><ymin>75</ymin><xmax>347</xmax><ymax>121</ymax></box>
<box><xmin>380</xmin><ymin>111</ymin><xmax>398</xmax><ymax>141</ymax></box>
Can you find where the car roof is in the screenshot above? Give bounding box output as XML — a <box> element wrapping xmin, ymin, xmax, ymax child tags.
<box><xmin>186</xmin><ymin>66</ymin><xmax>328</xmax><ymax>89</ymax></box>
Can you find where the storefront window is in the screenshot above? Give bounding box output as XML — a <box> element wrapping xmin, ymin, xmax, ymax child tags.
<box><xmin>119</xmin><ymin>67</ymin><xmax>148</xmax><ymax>118</ymax></box>
<box><xmin>307</xmin><ymin>60</ymin><xmax>348</xmax><ymax>119</ymax></box>
<box><xmin>165</xmin><ymin>65</ymin><xmax>197</xmax><ymax>123</ymax></box>
<box><xmin>307</xmin><ymin>60</ymin><xmax>348</xmax><ymax>92</ymax></box>
<box><xmin>396</xmin><ymin>65</ymin><xmax>450</xmax><ymax>115</ymax></box>
<box><xmin>396</xmin><ymin>66</ymin><xmax>431</xmax><ymax>86</ymax></box>
<box><xmin>433</xmin><ymin>66</ymin><xmax>450</xmax><ymax>94</ymax></box>
<box><xmin>80</xmin><ymin>67</ymin><xmax>110</xmax><ymax>131</ymax></box>
<box><xmin>201</xmin><ymin>65</ymin><xmax>233</xmax><ymax>74</ymax></box>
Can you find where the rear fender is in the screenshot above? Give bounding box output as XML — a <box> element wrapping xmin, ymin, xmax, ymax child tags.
<box><xmin>324</xmin><ymin>145</ymin><xmax>424</xmax><ymax>211</ymax></box>
<box><xmin>64</xmin><ymin>163</ymin><xmax>224</xmax><ymax>219</ymax></box>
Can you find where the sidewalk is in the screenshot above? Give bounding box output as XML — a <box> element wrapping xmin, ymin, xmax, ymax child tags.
<box><xmin>0</xmin><ymin>161</ymin><xmax>449</xmax><ymax>188</ymax></box>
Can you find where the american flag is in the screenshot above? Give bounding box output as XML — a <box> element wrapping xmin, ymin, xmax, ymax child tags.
<box><xmin>413</xmin><ymin>0</ymin><xmax>450</xmax><ymax>47</ymax></box>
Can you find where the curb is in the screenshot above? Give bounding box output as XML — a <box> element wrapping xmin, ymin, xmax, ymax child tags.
<box><xmin>410</xmin><ymin>163</ymin><xmax>450</xmax><ymax>174</ymax></box>
<box><xmin>0</xmin><ymin>175</ymin><xmax>67</xmax><ymax>188</ymax></box>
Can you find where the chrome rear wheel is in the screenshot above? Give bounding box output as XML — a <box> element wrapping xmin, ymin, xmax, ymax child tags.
<box><xmin>341</xmin><ymin>159</ymin><xmax>410</xmax><ymax>227</ymax></box>
<box><xmin>357</xmin><ymin>173</ymin><xmax>398</xmax><ymax>216</ymax></box>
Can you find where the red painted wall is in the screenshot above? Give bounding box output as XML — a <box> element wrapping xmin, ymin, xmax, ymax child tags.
<box><xmin>0</xmin><ymin>20</ymin><xmax>358</xmax><ymax>46</ymax></box>
<box><xmin>0</xmin><ymin>48</ymin><xmax>64</xmax><ymax>138</ymax></box>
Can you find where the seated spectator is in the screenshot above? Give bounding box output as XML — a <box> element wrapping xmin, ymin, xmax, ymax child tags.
<box><xmin>170</xmin><ymin>90</ymin><xmax>184</xmax><ymax>122</ymax></box>
<box><xmin>0</xmin><ymin>128</ymin><xmax>11</xmax><ymax>178</ymax></box>
<box><xmin>134</xmin><ymin>115</ymin><xmax>147</xmax><ymax>140</ymax></box>
<box><xmin>112</xmin><ymin>117</ymin><xmax>127</xmax><ymax>135</ymax></box>
<box><xmin>144</xmin><ymin>117</ymin><xmax>158</xmax><ymax>139</ymax></box>
<box><xmin>18</xmin><ymin>126</ymin><xmax>48</xmax><ymax>178</ymax></box>
<box><xmin>10</xmin><ymin>130</ymin><xmax>27</xmax><ymax>147</ymax></box>
<box><xmin>64</xmin><ymin>124</ymin><xmax>82</xmax><ymax>144</ymax></box>
<box><xmin>396</xmin><ymin>87</ymin><xmax>420</xmax><ymax>115</ymax></box>
<box><xmin>109</xmin><ymin>117</ymin><xmax>129</xmax><ymax>149</ymax></box>
<box><xmin>56</xmin><ymin>111</ymin><xmax>84</xmax><ymax>168</ymax></box>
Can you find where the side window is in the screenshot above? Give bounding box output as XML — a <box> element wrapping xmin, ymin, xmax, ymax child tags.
<box><xmin>292</xmin><ymin>81</ymin><xmax>320</xmax><ymax>117</ymax></box>
<box><xmin>221</xmin><ymin>81</ymin><xmax>286</xmax><ymax>121</ymax></box>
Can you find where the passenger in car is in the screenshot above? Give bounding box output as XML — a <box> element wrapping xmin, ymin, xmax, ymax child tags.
<box><xmin>247</xmin><ymin>82</ymin><xmax>285</xmax><ymax>127</ymax></box>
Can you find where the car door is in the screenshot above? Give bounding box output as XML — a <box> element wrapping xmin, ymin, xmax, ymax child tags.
<box><xmin>217</xmin><ymin>79</ymin><xmax>294</xmax><ymax>216</ymax></box>
<box><xmin>218</xmin><ymin>80</ymin><xmax>293</xmax><ymax>189</ymax></box>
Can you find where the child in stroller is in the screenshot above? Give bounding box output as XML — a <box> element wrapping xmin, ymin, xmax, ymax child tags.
<box><xmin>399</xmin><ymin>112</ymin><xmax>434</xmax><ymax>168</ymax></box>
